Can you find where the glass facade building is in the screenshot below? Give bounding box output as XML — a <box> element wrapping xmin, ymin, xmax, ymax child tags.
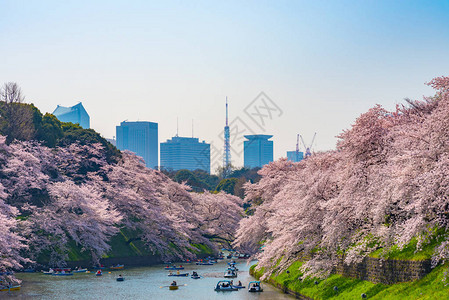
<box><xmin>116</xmin><ymin>121</ymin><xmax>158</xmax><ymax>169</ymax></box>
<box><xmin>287</xmin><ymin>150</ymin><xmax>304</xmax><ymax>162</ymax></box>
<box><xmin>243</xmin><ymin>135</ymin><xmax>273</xmax><ymax>168</ymax></box>
<box><xmin>52</xmin><ymin>102</ymin><xmax>90</xmax><ymax>129</ymax></box>
<box><xmin>160</xmin><ymin>136</ymin><xmax>210</xmax><ymax>173</ymax></box>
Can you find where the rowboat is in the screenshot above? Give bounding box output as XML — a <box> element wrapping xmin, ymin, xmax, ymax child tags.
<box><xmin>116</xmin><ymin>277</ymin><xmax>124</xmax><ymax>282</ymax></box>
<box><xmin>196</xmin><ymin>262</ymin><xmax>214</xmax><ymax>265</ymax></box>
<box><xmin>73</xmin><ymin>268</ymin><xmax>88</xmax><ymax>273</ymax></box>
<box><xmin>93</xmin><ymin>265</ymin><xmax>105</xmax><ymax>269</ymax></box>
<box><xmin>110</xmin><ymin>264</ymin><xmax>124</xmax><ymax>270</ymax></box>
<box><xmin>0</xmin><ymin>285</ymin><xmax>21</xmax><ymax>292</ymax></box>
<box><xmin>168</xmin><ymin>273</ymin><xmax>189</xmax><ymax>277</ymax></box>
<box><xmin>42</xmin><ymin>269</ymin><xmax>54</xmax><ymax>275</ymax></box>
<box><xmin>52</xmin><ymin>272</ymin><xmax>73</xmax><ymax>276</ymax></box>
<box><xmin>169</xmin><ymin>285</ymin><xmax>179</xmax><ymax>290</ymax></box>
<box><xmin>0</xmin><ymin>272</ymin><xmax>13</xmax><ymax>276</ymax></box>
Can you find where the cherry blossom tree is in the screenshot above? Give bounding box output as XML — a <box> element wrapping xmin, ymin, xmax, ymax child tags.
<box><xmin>235</xmin><ymin>76</ymin><xmax>449</xmax><ymax>279</ymax></box>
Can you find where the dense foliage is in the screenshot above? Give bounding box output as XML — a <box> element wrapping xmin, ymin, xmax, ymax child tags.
<box><xmin>0</xmin><ymin>138</ymin><xmax>243</xmax><ymax>270</ymax></box>
<box><xmin>235</xmin><ymin>77</ymin><xmax>449</xmax><ymax>279</ymax></box>
<box><xmin>163</xmin><ymin>167</ymin><xmax>261</xmax><ymax>196</ymax></box>
<box><xmin>0</xmin><ymin>88</ymin><xmax>243</xmax><ymax>281</ymax></box>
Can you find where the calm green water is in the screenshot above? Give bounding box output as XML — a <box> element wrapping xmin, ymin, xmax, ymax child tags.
<box><xmin>9</xmin><ymin>260</ymin><xmax>293</xmax><ymax>300</ymax></box>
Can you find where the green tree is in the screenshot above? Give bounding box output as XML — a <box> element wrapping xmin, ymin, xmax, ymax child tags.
<box><xmin>215</xmin><ymin>178</ymin><xmax>238</xmax><ymax>195</ymax></box>
<box><xmin>35</xmin><ymin>112</ymin><xmax>64</xmax><ymax>147</ymax></box>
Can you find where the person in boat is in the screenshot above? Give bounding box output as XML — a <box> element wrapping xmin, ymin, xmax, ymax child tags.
<box><xmin>118</xmin><ymin>274</ymin><xmax>123</xmax><ymax>278</ymax></box>
<box><xmin>169</xmin><ymin>271</ymin><xmax>173</xmax><ymax>275</ymax></box>
<box><xmin>179</xmin><ymin>265</ymin><xmax>183</xmax><ymax>268</ymax></box>
<box><xmin>192</xmin><ymin>271</ymin><xmax>198</xmax><ymax>276</ymax></box>
<box><xmin>171</xmin><ymin>281</ymin><xmax>177</xmax><ymax>286</ymax></box>
<box><xmin>237</xmin><ymin>281</ymin><xmax>242</xmax><ymax>286</ymax></box>
<box><xmin>230</xmin><ymin>280</ymin><xmax>233</xmax><ymax>286</ymax></box>
<box><xmin>96</xmin><ymin>270</ymin><xmax>102</xmax><ymax>275</ymax></box>
<box><xmin>176</xmin><ymin>270</ymin><xmax>180</xmax><ymax>275</ymax></box>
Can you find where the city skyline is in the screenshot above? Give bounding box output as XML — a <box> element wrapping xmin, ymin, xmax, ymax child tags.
<box><xmin>2</xmin><ymin>1</ymin><xmax>449</xmax><ymax>167</ymax></box>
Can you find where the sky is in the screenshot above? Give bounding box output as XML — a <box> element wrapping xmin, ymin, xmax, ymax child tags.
<box><xmin>1</xmin><ymin>0</ymin><xmax>449</xmax><ymax>169</ymax></box>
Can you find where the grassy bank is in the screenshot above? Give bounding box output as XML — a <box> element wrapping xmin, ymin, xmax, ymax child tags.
<box><xmin>251</xmin><ymin>261</ymin><xmax>449</xmax><ymax>299</ymax></box>
<box><xmin>36</xmin><ymin>228</ymin><xmax>215</xmax><ymax>266</ymax></box>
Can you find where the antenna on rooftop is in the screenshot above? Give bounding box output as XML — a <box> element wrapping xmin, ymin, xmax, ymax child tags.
<box><xmin>176</xmin><ymin>117</ymin><xmax>179</xmax><ymax>137</ymax></box>
<box><xmin>192</xmin><ymin>119</ymin><xmax>194</xmax><ymax>138</ymax></box>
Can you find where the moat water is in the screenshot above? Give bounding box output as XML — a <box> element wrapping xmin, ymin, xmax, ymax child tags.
<box><xmin>10</xmin><ymin>260</ymin><xmax>293</xmax><ymax>299</ymax></box>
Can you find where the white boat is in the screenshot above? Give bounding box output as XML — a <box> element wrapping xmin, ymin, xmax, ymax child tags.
<box><xmin>224</xmin><ymin>270</ymin><xmax>237</xmax><ymax>278</ymax></box>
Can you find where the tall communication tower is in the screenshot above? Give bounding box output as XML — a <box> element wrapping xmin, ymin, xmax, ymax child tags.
<box><xmin>223</xmin><ymin>97</ymin><xmax>232</xmax><ymax>176</ymax></box>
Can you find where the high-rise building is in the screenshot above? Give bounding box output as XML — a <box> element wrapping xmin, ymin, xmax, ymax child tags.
<box><xmin>116</xmin><ymin>121</ymin><xmax>158</xmax><ymax>169</ymax></box>
<box><xmin>287</xmin><ymin>150</ymin><xmax>304</xmax><ymax>162</ymax></box>
<box><xmin>243</xmin><ymin>135</ymin><xmax>273</xmax><ymax>168</ymax></box>
<box><xmin>52</xmin><ymin>102</ymin><xmax>90</xmax><ymax>129</ymax></box>
<box><xmin>160</xmin><ymin>136</ymin><xmax>210</xmax><ymax>173</ymax></box>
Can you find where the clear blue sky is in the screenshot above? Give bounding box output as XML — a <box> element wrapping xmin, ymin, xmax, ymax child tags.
<box><xmin>1</xmin><ymin>0</ymin><xmax>449</xmax><ymax>169</ymax></box>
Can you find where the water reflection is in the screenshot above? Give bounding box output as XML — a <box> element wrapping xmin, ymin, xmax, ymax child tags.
<box><xmin>12</xmin><ymin>260</ymin><xmax>293</xmax><ymax>299</ymax></box>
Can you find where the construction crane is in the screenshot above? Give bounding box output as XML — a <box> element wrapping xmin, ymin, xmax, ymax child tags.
<box><xmin>300</xmin><ymin>132</ymin><xmax>316</xmax><ymax>158</ymax></box>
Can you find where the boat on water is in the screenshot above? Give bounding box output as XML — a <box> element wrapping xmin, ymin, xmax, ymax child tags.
<box><xmin>164</xmin><ymin>265</ymin><xmax>184</xmax><ymax>270</ymax></box>
<box><xmin>169</xmin><ymin>281</ymin><xmax>179</xmax><ymax>290</ymax></box>
<box><xmin>214</xmin><ymin>280</ymin><xmax>239</xmax><ymax>291</ymax></box>
<box><xmin>42</xmin><ymin>268</ymin><xmax>54</xmax><ymax>275</ymax></box>
<box><xmin>116</xmin><ymin>275</ymin><xmax>124</xmax><ymax>282</ymax></box>
<box><xmin>196</xmin><ymin>261</ymin><xmax>214</xmax><ymax>265</ymax></box>
<box><xmin>73</xmin><ymin>268</ymin><xmax>88</xmax><ymax>273</ymax></box>
<box><xmin>110</xmin><ymin>264</ymin><xmax>124</xmax><ymax>270</ymax></box>
<box><xmin>232</xmin><ymin>285</ymin><xmax>245</xmax><ymax>289</ymax></box>
<box><xmin>93</xmin><ymin>265</ymin><xmax>105</xmax><ymax>270</ymax></box>
<box><xmin>168</xmin><ymin>272</ymin><xmax>189</xmax><ymax>277</ymax></box>
<box><xmin>0</xmin><ymin>285</ymin><xmax>21</xmax><ymax>292</ymax></box>
<box><xmin>224</xmin><ymin>270</ymin><xmax>237</xmax><ymax>278</ymax></box>
<box><xmin>52</xmin><ymin>272</ymin><xmax>73</xmax><ymax>276</ymax></box>
<box><xmin>96</xmin><ymin>270</ymin><xmax>103</xmax><ymax>276</ymax></box>
<box><xmin>0</xmin><ymin>272</ymin><xmax>13</xmax><ymax>276</ymax></box>
<box><xmin>54</xmin><ymin>268</ymin><xmax>71</xmax><ymax>272</ymax></box>
<box><xmin>248</xmin><ymin>281</ymin><xmax>263</xmax><ymax>292</ymax></box>
<box><xmin>191</xmin><ymin>271</ymin><xmax>200</xmax><ymax>279</ymax></box>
